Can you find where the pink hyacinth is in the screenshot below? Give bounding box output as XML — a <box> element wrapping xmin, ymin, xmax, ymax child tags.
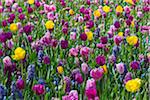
<box><xmin>32</xmin><ymin>84</ymin><xmax>45</xmax><ymax>95</ymax></box>
<box><xmin>90</xmin><ymin>68</ymin><xmax>104</xmax><ymax>80</ymax></box>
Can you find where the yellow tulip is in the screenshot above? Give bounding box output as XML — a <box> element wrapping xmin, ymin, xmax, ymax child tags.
<box><xmin>93</xmin><ymin>10</ymin><xmax>101</xmax><ymax>17</ymax></box>
<box><xmin>102</xmin><ymin>6</ymin><xmax>110</xmax><ymax>13</ymax></box>
<box><xmin>28</xmin><ymin>0</ymin><xmax>34</xmax><ymax>4</ymax></box>
<box><xmin>86</xmin><ymin>31</ymin><xmax>93</xmax><ymax>41</ymax></box>
<box><xmin>116</xmin><ymin>5</ymin><xmax>123</xmax><ymax>13</ymax></box>
<box><xmin>45</xmin><ymin>20</ymin><xmax>55</xmax><ymax>30</ymax></box>
<box><xmin>12</xmin><ymin>47</ymin><xmax>26</xmax><ymax>60</ymax></box>
<box><xmin>126</xmin><ymin>35</ymin><xmax>138</xmax><ymax>45</ymax></box>
<box><xmin>57</xmin><ymin>66</ymin><xmax>64</xmax><ymax>74</ymax></box>
<box><xmin>125</xmin><ymin>78</ymin><xmax>141</xmax><ymax>92</ymax></box>
<box><xmin>10</xmin><ymin>23</ymin><xmax>18</xmax><ymax>32</ymax></box>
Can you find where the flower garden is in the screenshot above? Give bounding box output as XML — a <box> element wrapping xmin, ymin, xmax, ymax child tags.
<box><xmin>0</xmin><ymin>0</ymin><xmax>149</xmax><ymax>99</ymax></box>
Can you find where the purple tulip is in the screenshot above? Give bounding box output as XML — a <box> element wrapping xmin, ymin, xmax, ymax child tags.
<box><xmin>80</xmin><ymin>33</ymin><xmax>87</xmax><ymax>41</ymax></box>
<box><xmin>75</xmin><ymin>73</ymin><xmax>83</xmax><ymax>84</ymax></box>
<box><xmin>123</xmin><ymin>72</ymin><xmax>132</xmax><ymax>84</ymax></box>
<box><xmin>61</xmin><ymin>40</ymin><xmax>68</xmax><ymax>49</ymax></box>
<box><xmin>95</xmin><ymin>55</ymin><xmax>106</xmax><ymax>66</ymax></box>
<box><xmin>90</xmin><ymin>68</ymin><xmax>104</xmax><ymax>80</ymax></box>
<box><xmin>81</xmin><ymin>62</ymin><xmax>89</xmax><ymax>74</ymax></box>
<box><xmin>86</xmin><ymin>20</ymin><xmax>94</xmax><ymax>29</ymax></box>
<box><xmin>130</xmin><ymin>61</ymin><xmax>140</xmax><ymax>70</ymax></box>
<box><xmin>28</xmin><ymin>7</ymin><xmax>33</xmax><ymax>13</ymax></box>
<box><xmin>2</xmin><ymin>20</ymin><xmax>7</xmax><ymax>27</ymax></box>
<box><xmin>100</xmin><ymin>36</ymin><xmax>108</xmax><ymax>44</ymax></box>
<box><xmin>16</xmin><ymin>78</ymin><xmax>25</xmax><ymax>90</ymax></box>
<box><xmin>114</xmin><ymin>21</ymin><xmax>120</xmax><ymax>28</ymax></box>
<box><xmin>43</xmin><ymin>55</ymin><xmax>50</xmax><ymax>64</ymax></box>
<box><xmin>116</xmin><ymin>63</ymin><xmax>125</xmax><ymax>74</ymax></box>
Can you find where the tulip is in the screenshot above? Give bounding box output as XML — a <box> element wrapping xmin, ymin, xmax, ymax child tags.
<box><xmin>16</xmin><ymin>78</ymin><xmax>25</xmax><ymax>90</ymax></box>
<box><xmin>90</xmin><ymin>68</ymin><xmax>104</xmax><ymax>80</ymax></box>
<box><xmin>3</xmin><ymin>56</ymin><xmax>12</xmax><ymax>67</ymax></box>
<box><xmin>32</xmin><ymin>84</ymin><xmax>45</xmax><ymax>95</ymax></box>
<box><xmin>95</xmin><ymin>55</ymin><xmax>106</xmax><ymax>66</ymax></box>
<box><xmin>81</xmin><ymin>62</ymin><xmax>89</xmax><ymax>74</ymax></box>
<box><xmin>116</xmin><ymin>63</ymin><xmax>125</xmax><ymax>74</ymax></box>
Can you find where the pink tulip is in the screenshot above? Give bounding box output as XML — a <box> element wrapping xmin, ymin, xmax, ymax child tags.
<box><xmin>32</xmin><ymin>84</ymin><xmax>45</xmax><ymax>95</ymax></box>
<box><xmin>90</xmin><ymin>68</ymin><xmax>104</xmax><ymax>80</ymax></box>
<box><xmin>70</xmin><ymin>32</ymin><xmax>76</xmax><ymax>40</ymax></box>
<box><xmin>3</xmin><ymin>56</ymin><xmax>12</xmax><ymax>67</ymax></box>
<box><xmin>69</xmin><ymin>48</ymin><xmax>78</xmax><ymax>57</ymax></box>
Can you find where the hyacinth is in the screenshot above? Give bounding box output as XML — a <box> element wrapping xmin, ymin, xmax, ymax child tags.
<box><xmin>63</xmin><ymin>76</ymin><xmax>71</xmax><ymax>93</ymax></box>
<box><xmin>27</xmin><ymin>64</ymin><xmax>35</xmax><ymax>82</ymax></box>
<box><xmin>0</xmin><ymin>84</ymin><xmax>6</xmax><ymax>100</ymax></box>
<box><xmin>0</xmin><ymin>0</ymin><xmax>149</xmax><ymax>99</ymax></box>
<box><xmin>125</xmin><ymin>78</ymin><xmax>142</xmax><ymax>92</ymax></box>
<box><xmin>37</xmin><ymin>50</ymin><xmax>44</xmax><ymax>65</ymax></box>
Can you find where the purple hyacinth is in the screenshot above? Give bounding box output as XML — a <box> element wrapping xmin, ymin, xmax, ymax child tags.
<box><xmin>10</xmin><ymin>81</ymin><xmax>23</xmax><ymax>99</ymax></box>
<box><xmin>38</xmin><ymin>78</ymin><xmax>45</xmax><ymax>85</ymax></box>
<box><xmin>37</xmin><ymin>50</ymin><xmax>44</xmax><ymax>65</ymax></box>
<box><xmin>0</xmin><ymin>84</ymin><xmax>6</xmax><ymax>100</ymax></box>
<box><xmin>27</xmin><ymin>64</ymin><xmax>35</xmax><ymax>82</ymax></box>
<box><xmin>112</xmin><ymin>46</ymin><xmax>120</xmax><ymax>57</ymax></box>
<box><xmin>63</xmin><ymin>76</ymin><xmax>71</xmax><ymax>93</ymax></box>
